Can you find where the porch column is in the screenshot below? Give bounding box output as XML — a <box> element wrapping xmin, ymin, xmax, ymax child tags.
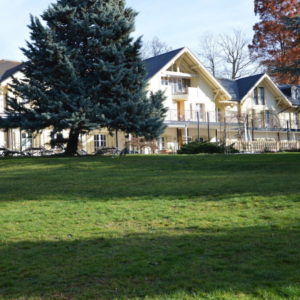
<box><xmin>115</xmin><ymin>130</ymin><xmax>119</xmax><ymax>149</ymax></box>
<box><xmin>184</xmin><ymin>124</ymin><xmax>188</xmax><ymax>144</ymax></box>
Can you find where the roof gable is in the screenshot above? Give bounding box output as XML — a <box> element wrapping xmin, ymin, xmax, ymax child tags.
<box><xmin>236</xmin><ymin>74</ymin><xmax>265</xmax><ymax>100</ymax></box>
<box><xmin>219</xmin><ymin>73</ymin><xmax>292</xmax><ymax>106</ymax></box>
<box><xmin>143</xmin><ymin>48</ymin><xmax>184</xmax><ymax>80</ymax></box>
<box><xmin>218</xmin><ymin>74</ymin><xmax>266</xmax><ymax>102</ymax></box>
<box><xmin>144</xmin><ymin>47</ymin><xmax>232</xmax><ymax>100</ymax></box>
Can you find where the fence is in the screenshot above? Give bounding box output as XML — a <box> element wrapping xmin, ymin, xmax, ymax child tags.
<box><xmin>233</xmin><ymin>141</ymin><xmax>300</xmax><ymax>153</ymax></box>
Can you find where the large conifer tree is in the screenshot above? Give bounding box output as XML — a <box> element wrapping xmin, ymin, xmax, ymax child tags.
<box><xmin>1</xmin><ymin>0</ymin><xmax>166</xmax><ymax>155</ymax></box>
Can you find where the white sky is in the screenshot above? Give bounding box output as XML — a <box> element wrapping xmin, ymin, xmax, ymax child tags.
<box><xmin>0</xmin><ymin>0</ymin><xmax>258</xmax><ymax>61</ymax></box>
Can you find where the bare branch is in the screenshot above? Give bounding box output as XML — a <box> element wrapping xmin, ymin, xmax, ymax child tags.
<box><xmin>198</xmin><ymin>29</ymin><xmax>263</xmax><ymax>80</ymax></box>
<box><xmin>141</xmin><ymin>36</ymin><xmax>173</xmax><ymax>59</ymax></box>
<box><xmin>198</xmin><ymin>33</ymin><xmax>222</xmax><ymax>77</ymax></box>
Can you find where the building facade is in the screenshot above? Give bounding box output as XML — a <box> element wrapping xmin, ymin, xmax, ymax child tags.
<box><xmin>1</xmin><ymin>48</ymin><xmax>300</xmax><ymax>154</ymax></box>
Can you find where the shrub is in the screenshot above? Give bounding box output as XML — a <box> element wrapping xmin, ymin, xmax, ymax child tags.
<box><xmin>177</xmin><ymin>141</ymin><xmax>239</xmax><ymax>154</ymax></box>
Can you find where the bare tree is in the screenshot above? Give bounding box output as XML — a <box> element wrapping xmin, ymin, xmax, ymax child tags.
<box><xmin>142</xmin><ymin>36</ymin><xmax>173</xmax><ymax>59</ymax></box>
<box><xmin>198</xmin><ymin>29</ymin><xmax>263</xmax><ymax>79</ymax></box>
<box><xmin>198</xmin><ymin>33</ymin><xmax>222</xmax><ymax>77</ymax></box>
<box><xmin>219</xmin><ymin>29</ymin><xmax>254</xmax><ymax>79</ymax></box>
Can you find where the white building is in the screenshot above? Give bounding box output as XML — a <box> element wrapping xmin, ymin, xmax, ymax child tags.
<box><xmin>1</xmin><ymin>48</ymin><xmax>300</xmax><ymax>154</ymax></box>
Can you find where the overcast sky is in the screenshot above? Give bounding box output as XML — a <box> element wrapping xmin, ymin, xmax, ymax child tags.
<box><xmin>0</xmin><ymin>0</ymin><xmax>258</xmax><ymax>61</ymax></box>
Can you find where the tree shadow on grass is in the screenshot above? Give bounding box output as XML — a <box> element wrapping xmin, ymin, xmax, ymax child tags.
<box><xmin>1</xmin><ymin>155</ymin><xmax>300</xmax><ymax>202</ymax></box>
<box><xmin>1</xmin><ymin>225</ymin><xmax>300</xmax><ymax>299</ymax></box>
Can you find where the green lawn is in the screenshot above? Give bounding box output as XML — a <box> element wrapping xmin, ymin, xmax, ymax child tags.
<box><xmin>0</xmin><ymin>154</ymin><xmax>300</xmax><ymax>300</ymax></box>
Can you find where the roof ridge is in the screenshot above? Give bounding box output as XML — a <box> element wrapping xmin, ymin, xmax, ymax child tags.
<box><xmin>0</xmin><ymin>59</ymin><xmax>21</xmax><ymax>64</ymax></box>
<box><xmin>217</xmin><ymin>77</ymin><xmax>236</xmax><ymax>81</ymax></box>
<box><xmin>236</xmin><ymin>73</ymin><xmax>265</xmax><ymax>81</ymax></box>
<box><xmin>143</xmin><ymin>47</ymin><xmax>185</xmax><ymax>62</ymax></box>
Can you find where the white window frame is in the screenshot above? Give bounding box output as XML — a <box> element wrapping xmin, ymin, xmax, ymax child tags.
<box><xmin>94</xmin><ymin>134</ymin><xmax>107</xmax><ymax>150</ymax></box>
<box><xmin>21</xmin><ymin>132</ymin><xmax>33</xmax><ymax>149</ymax></box>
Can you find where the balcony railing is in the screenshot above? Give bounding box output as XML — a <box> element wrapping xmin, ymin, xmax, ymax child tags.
<box><xmin>165</xmin><ymin>109</ymin><xmax>300</xmax><ymax>131</ymax></box>
<box><xmin>171</xmin><ymin>87</ymin><xmax>188</xmax><ymax>95</ymax></box>
<box><xmin>165</xmin><ymin>110</ymin><xmax>233</xmax><ymax>123</ymax></box>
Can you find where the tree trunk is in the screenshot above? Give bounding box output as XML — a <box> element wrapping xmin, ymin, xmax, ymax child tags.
<box><xmin>65</xmin><ymin>128</ymin><xmax>80</xmax><ymax>156</ymax></box>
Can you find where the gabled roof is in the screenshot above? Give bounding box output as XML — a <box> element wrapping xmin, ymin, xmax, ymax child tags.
<box><xmin>236</xmin><ymin>74</ymin><xmax>265</xmax><ymax>100</ymax></box>
<box><xmin>143</xmin><ymin>48</ymin><xmax>184</xmax><ymax>80</ymax></box>
<box><xmin>0</xmin><ymin>60</ymin><xmax>23</xmax><ymax>83</ymax></box>
<box><xmin>219</xmin><ymin>73</ymin><xmax>294</xmax><ymax>107</ymax></box>
<box><xmin>143</xmin><ymin>47</ymin><xmax>232</xmax><ymax>100</ymax></box>
<box><xmin>218</xmin><ymin>74</ymin><xmax>265</xmax><ymax>102</ymax></box>
<box><xmin>217</xmin><ymin>78</ymin><xmax>240</xmax><ymax>101</ymax></box>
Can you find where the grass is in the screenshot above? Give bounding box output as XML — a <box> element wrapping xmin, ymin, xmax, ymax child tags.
<box><xmin>0</xmin><ymin>153</ymin><xmax>299</xmax><ymax>300</ymax></box>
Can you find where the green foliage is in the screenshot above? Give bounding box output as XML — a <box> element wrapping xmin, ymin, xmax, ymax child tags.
<box><xmin>1</xmin><ymin>0</ymin><xmax>166</xmax><ymax>155</ymax></box>
<box><xmin>0</xmin><ymin>154</ymin><xmax>300</xmax><ymax>299</ymax></box>
<box><xmin>178</xmin><ymin>141</ymin><xmax>239</xmax><ymax>154</ymax></box>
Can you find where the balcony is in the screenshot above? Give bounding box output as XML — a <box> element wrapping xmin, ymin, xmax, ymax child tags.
<box><xmin>164</xmin><ymin>109</ymin><xmax>300</xmax><ymax>133</ymax></box>
<box><xmin>165</xmin><ymin>110</ymin><xmax>222</xmax><ymax>123</ymax></box>
<box><xmin>169</xmin><ymin>87</ymin><xmax>200</xmax><ymax>101</ymax></box>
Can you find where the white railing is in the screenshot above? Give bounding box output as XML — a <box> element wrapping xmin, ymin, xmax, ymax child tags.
<box><xmin>165</xmin><ymin>109</ymin><xmax>300</xmax><ymax>131</ymax></box>
<box><xmin>171</xmin><ymin>87</ymin><xmax>188</xmax><ymax>95</ymax></box>
<box><xmin>170</xmin><ymin>87</ymin><xmax>201</xmax><ymax>98</ymax></box>
<box><xmin>165</xmin><ymin>110</ymin><xmax>233</xmax><ymax>123</ymax></box>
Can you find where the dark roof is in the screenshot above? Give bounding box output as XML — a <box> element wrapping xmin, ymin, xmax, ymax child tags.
<box><xmin>218</xmin><ymin>74</ymin><xmax>265</xmax><ymax>101</ymax></box>
<box><xmin>279</xmin><ymin>84</ymin><xmax>292</xmax><ymax>97</ymax></box>
<box><xmin>217</xmin><ymin>78</ymin><xmax>240</xmax><ymax>101</ymax></box>
<box><xmin>0</xmin><ymin>60</ymin><xmax>23</xmax><ymax>82</ymax></box>
<box><xmin>143</xmin><ymin>48</ymin><xmax>184</xmax><ymax>80</ymax></box>
<box><xmin>279</xmin><ymin>84</ymin><xmax>300</xmax><ymax>106</ymax></box>
<box><xmin>236</xmin><ymin>74</ymin><xmax>265</xmax><ymax>100</ymax></box>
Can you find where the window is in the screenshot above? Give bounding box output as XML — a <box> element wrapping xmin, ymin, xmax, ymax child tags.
<box><xmin>254</xmin><ymin>87</ymin><xmax>265</xmax><ymax>105</ymax></box>
<box><xmin>259</xmin><ymin>87</ymin><xmax>265</xmax><ymax>105</ymax></box>
<box><xmin>190</xmin><ymin>104</ymin><xmax>193</xmax><ymax>119</ymax></box>
<box><xmin>196</xmin><ymin>103</ymin><xmax>206</xmax><ymax>121</ymax></box>
<box><xmin>94</xmin><ymin>134</ymin><xmax>106</xmax><ymax>150</ymax></box>
<box><xmin>182</xmin><ymin>79</ymin><xmax>191</xmax><ymax>89</ymax></box>
<box><xmin>168</xmin><ymin>78</ymin><xmax>191</xmax><ymax>94</ymax></box>
<box><xmin>254</xmin><ymin>88</ymin><xmax>259</xmax><ymax>105</ymax></box>
<box><xmin>295</xmin><ymin>113</ymin><xmax>299</xmax><ymax>128</ymax></box>
<box><xmin>21</xmin><ymin>132</ymin><xmax>32</xmax><ymax>149</ymax></box>
<box><xmin>265</xmin><ymin>111</ymin><xmax>271</xmax><ymax>127</ymax></box>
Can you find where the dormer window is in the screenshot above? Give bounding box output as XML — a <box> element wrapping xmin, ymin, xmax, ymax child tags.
<box><xmin>254</xmin><ymin>87</ymin><xmax>265</xmax><ymax>105</ymax></box>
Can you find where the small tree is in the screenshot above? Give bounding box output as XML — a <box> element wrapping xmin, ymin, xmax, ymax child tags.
<box><xmin>1</xmin><ymin>0</ymin><xmax>167</xmax><ymax>155</ymax></box>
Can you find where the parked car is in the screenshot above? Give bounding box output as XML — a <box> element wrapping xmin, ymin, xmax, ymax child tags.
<box><xmin>76</xmin><ymin>149</ymin><xmax>88</xmax><ymax>156</ymax></box>
<box><xmin>23</xmin><ymin>147</ymin><xmax>54</xmax><ymax>156</ymax></box>
<box><xmin>94</xmin><ymin>147</ymin><xmax>121</xmax><ymax>156</ymax></box>
<box><xmin>0</xmin><ymin>148</ymin><xmax>9</xmax><ymax>157</ymax></box>
<box><xmin>0</xmin><ymin>148</ymin><xmax>25</xmax><ymax>157</ymax></box>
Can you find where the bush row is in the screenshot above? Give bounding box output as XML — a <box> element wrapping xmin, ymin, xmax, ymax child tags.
<box><xmin>177</xmin><ymin>141</ymin><xmax>239</xmax><ymax>154</ymax></box>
